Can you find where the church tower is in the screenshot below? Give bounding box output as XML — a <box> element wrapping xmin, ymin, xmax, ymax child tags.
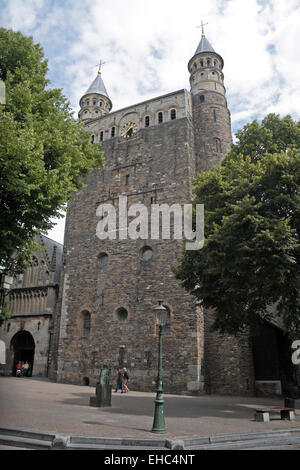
<box><xmin>189</xmin><ymin>27</ymin><xmax>232</xmax><ymax>171</ymax></box>
<box><xmin>78</xmin><ymin>66</ymin><xmax>112</xmax><ymax>122</ymax></box>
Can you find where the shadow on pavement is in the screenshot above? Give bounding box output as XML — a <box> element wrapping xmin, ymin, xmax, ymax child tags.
<box><xmin>58</xmin><ymin>392</ymin><xmax>296</xmax><ymax>421</ymax></box>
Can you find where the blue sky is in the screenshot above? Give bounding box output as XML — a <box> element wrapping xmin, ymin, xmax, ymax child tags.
<box><xmin>2</xmin><ymin>0</ymin><xmax>300</xmax><ymax>243</ymax></box>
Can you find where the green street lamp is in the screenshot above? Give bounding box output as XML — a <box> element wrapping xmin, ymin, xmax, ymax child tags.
<box><xmin>151</xmin><ymin>300</ymin><xmax>168</xmax><ymax>434</ymax></box>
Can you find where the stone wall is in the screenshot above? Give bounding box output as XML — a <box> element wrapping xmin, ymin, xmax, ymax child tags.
<box><xmin>85</xmin><ymin>89</ymin><xmax>192</xmax><ymax>144</ymax></box>
<box><xmin>203</xmin><ymin>311</ymin><xmax>256</xmax><ymax>395</ymax></box>
<box><xmin>50</xmin><ymin>115</ymin><xmax>205</xmax><ymax>394</ymax></box>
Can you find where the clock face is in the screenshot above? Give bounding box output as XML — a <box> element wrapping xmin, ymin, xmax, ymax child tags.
<box><xmin>120</xmin><ymin>121</ymin><xmax>138</xmax><ymax>139</ymax></box>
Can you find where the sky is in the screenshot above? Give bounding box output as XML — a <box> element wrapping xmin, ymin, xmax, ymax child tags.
<box><xmin>2</xmin><ymin>0</ymin><xmax>300</xmax><ymax>244</ymax></box>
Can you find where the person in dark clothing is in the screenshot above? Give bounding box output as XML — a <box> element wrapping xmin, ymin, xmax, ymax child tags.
<box><xmin>114</xmin><ymin>368</ymin><xmax>124</xmax><ymax>393</ymax></box>
<box><xmin>123</xmin><ymin>367</ymin><xmax>129</xmax><ymax>393</ymax></box>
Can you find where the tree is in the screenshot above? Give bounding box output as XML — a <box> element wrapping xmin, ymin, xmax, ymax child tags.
<box><xmin>175</xmin><ymin>114</ymin><xmax>300</xmax><ymax>338</ymax></box>
<box><xmin>0</xmin><ymin>28</ymin><xmax>104</xmax><ymax>273</ymax></box>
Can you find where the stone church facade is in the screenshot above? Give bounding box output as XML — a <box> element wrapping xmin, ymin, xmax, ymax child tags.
<box><xmin>6</xmin><ymin>32</ymin><xmax>293</xmax><ymax>397</ymax></box>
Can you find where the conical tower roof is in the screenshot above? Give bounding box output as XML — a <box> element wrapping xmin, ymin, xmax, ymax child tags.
<box><xmin>82</xmin><ymin>71</ymin><xmax>110</xmax><ymax>100</ymax></box>
<box><xmin>188</xmin><ymin>32</ymin><xmax>224</xmax><ymax>71</ymax></box>
<box><xmin>194</xmin><ymin>35</ymin><xmax>215</xmax><ymax>55</ymax></box>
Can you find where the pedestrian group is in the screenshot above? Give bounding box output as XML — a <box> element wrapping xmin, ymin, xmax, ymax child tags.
<box><xmin>114</xmin><ymin>367</ymin><xmax>129</xmax><ymax>393</ymax></box>
<box><xmin>16</xmin><ymin>361</ymin><xmax>31</xmax><ymax>377</ymax></box>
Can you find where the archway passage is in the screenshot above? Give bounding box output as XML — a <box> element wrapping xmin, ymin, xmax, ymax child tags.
<box><xmin>10</xmin><ymin>330</ymin><xmax>35</xmax><ymax>376</ymax></box>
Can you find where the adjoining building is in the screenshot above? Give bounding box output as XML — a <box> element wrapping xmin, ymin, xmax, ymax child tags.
<box><xmin>0</xmin><ymin>235</ymin><xmax>62</xmax><ymax>377</ymax></box>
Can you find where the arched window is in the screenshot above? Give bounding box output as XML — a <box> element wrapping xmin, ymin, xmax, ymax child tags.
<box><xmin>170</xmin><ymin>109</ymin><xmax>176</xmax><ymax>120</ymax></box>
<box><xmin>91</xmin><ymin>135</ymin><xmax>94</xmax><ymax>144</ymax></box>
<box><xmin>27</xmin><ymin>257</ymin><xmax>39</xmax><ymax>286</ymax></box>
<box><xmin>158</xmin><ymin>112</ymin><xmax>163</xmax><ymax>124</ymax></box>
<box><xmin>93</xmin><ymin>99</ymin><xmax>96</xmax><ymax>105</ymax></box>
<box><xmin>111</xmin><ymin>126</ymin><xmax>115</xmax><ymax>138</ymax></box>
<box><xmin>100</xmin><ymin>101</ymin><xmax>103</xmax><ymax>107</ymax></box>
<box><xmin>100</xmin><ymin>131</ymin><xmax>104</xmax><ymax>141</ymax></box>
<box><xmin>200</xmin><ymin>95</ymin><xmax>205</xmax><ymax>103</ymax></box>
<box><xmin>207</xmin><ymin>59</ymin><xmax>211</xmax><ymax>66</ymax></box>
<box><xmin>87</xmin><ymin>100</ymin><xmax>89</xmax><ymax>106</ymax></box>
<box><xmin>213</xmin><ymin>109</ymin><xmax>217</xmax><ymax>122</ymax></box>
<box><xmin>200</xmin><ymin>60</ymin><xmax>203</xmax><ymax>67</ymax></box>
<box><xmin>145</xmin><ymin>116</ymin><xmax>150</xmax><ymax>127</ymax></box>
<box><xmin>98</xmin><ymin>252</ymin><xmax>108</xmax><ymax>267</ymax></box>
<box><xmin>82</xmin><ymin>311</ymin><xmax>91</xmax><ymax>338</ymax></box>
<box><xmin>116</xmin><ymin>307</ymin><xmax>128</xmax><ymax>322</ymax></box>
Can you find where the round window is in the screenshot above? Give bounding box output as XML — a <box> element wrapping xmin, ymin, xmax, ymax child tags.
<box><xmin>141</xmin><ymin>246</ymin><xmax>153</xmax><ymax>261</ymax></box>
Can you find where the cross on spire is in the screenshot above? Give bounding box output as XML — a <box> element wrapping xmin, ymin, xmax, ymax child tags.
<box><xmin>96</xmin><ymin>59</ymin><xmax>106</xmax><ymax>74</ymax></box>
<box><xmin>197</xmin><ymin>20</ymin><xmax>208</xmax><ymax>37</ymax></box>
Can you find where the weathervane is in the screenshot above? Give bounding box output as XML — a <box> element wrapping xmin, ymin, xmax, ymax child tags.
<box><xmin>96</xmin><ymin>59</ymin><xmax>106</xmax><ymax>74</ymax></box>
<box><xmin>197</xmin><ymin>20</ymin><xmax>208</xmax><ymax>37</ymax></box>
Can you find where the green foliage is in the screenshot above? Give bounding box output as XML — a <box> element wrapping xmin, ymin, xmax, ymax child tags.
<box><xmin>0</xmin><ymin>297</ymin><xmax>10</xmax><ymax>327</ymax></box>
<box><xmin>175</xmin><ymin>114</ymin><xmax>300</xmax><ymax>338</ymax></box>
<box><xmin>0</xmin><ymin>28</ymin><xmax>104</xmax><ymax>272</ymax></box>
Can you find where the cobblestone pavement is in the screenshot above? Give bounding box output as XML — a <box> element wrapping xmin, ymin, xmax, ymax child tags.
<box><xmin>1</xmin><ymin>377</ymin><xmax>300</xmax><ymax>439</ymax></box>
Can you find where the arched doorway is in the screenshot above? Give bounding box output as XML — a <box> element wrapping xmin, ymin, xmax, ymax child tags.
<box><xmin>10</xmin><ymin>330</ymin><xmax>35</xmax><ymax>376</ymax></box>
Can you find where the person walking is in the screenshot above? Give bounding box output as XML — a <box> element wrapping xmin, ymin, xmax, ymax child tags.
<box><xmin>23</xmin><ymin>361</ymin><xmax>29</xmax><ymax>377</ymax></box>
<box><xmin>123</xmin><ymin>367</ymin><xmax>129</xmax><ymax>393</ymax></box>
<box><xmin>114</xmin><ymin>368</ymin><xmax>124</xmax><ymax>393</ymax></box>
<box><xmin>16</xmin><ymin>361</ymin><xmax>22</xmax><ymax>377</ymax></box>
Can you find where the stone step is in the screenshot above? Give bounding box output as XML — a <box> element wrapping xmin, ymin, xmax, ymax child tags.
<box><xmin>187</xmin><ymin>436</ymin><xmax>300</xmax><ymax>450</ymax></box>
<box><xmin>0</xmin><ymin>434</ymin><xmax>53</xmax><ymax>450</ymax></box>
<box><xmin>70</xmin><ymin>435</ymin><xmax>166</xmax><ymax>448</ymax></box>
<box><xmin>0</xmin><ymin>426</ymin><xmax>55</xmax><ymax>442</ymax></box>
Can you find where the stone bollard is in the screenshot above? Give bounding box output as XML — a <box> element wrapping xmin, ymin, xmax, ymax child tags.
<box><xmin>165</xmin><ymin>439</ymin><xmax>185</xmax><ymax>450</ymax></box>
<box><xmin>90</xmin><ymin>383</ymin><xmax>112</xmax><ymax>407</ymax></box>
<box><xmin>52</xmin><ymin>434</ymin><xmax>70</xmax><ymax>450</ymax></box>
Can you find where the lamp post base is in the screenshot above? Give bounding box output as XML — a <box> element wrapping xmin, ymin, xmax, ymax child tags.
<box><xmin>151</xmin><ymin>397</ymin><xmax>166</xmax><ymax>434</ymax></box>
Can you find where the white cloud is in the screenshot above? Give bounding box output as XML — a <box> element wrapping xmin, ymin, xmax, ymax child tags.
<box><xmin>2</xmin><ymin>0</ymin><xmax>45</xmax><ymax>31</ymax></box>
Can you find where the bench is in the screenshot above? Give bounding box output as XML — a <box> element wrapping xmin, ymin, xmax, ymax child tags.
<box><xmin>254</xmin><ymin>408</ymin><xmax>295</xmax><ymax>422</ymax></box>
